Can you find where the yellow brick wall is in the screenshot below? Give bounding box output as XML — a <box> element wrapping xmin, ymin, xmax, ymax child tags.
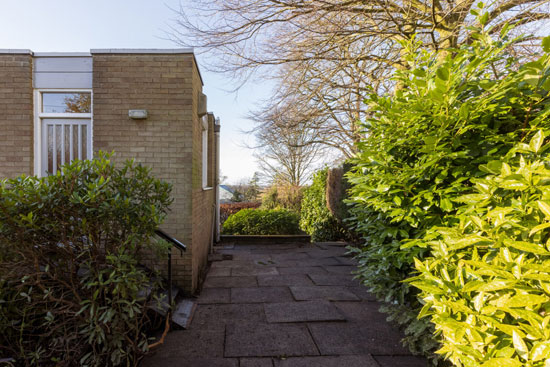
<box><xmin>92</xmin><ymin>53</ymin><xmax>205</xmax><ymax>293</ymax></box>
<box><xmin>0</xmin><ymin>54</ymin><xmax>33</xmax><ymax>178</ymax></box>
<box><xmin>0</xmin><ymin>52</ymin><xmax>215</xmax><ymax>294</ymax></box>
<box><xmin>190</xmin><ymin>57</ymin><xmax>216</xmax><ymax>291</ymax></box>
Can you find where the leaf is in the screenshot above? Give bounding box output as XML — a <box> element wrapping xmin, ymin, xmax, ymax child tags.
<box><xmin>500</xmin><ymin>294</ymin><xmax>548</xmax><ymax>308</ymax></box>
<box><xmin>480</xmin><ymin>358</ymin><xmax>522</xmax><ymax>367</ymax></box>
<box><xmin>502</xmin><ymin>163</ymin><xmax>512</xmax><ymax>176</ymax></box>
<box><xmin>479</xmin><ymin>280</ymin><xmax>516</xmax><ymax>292</ymax></box>
<box><xmin>532</xmin><ymin>342</ymin><xmax>550</xmax><ymax>362</ymax></box>
<box><xmin>440</xmin><ymin>198</ymin><xmax>453</xmax><ymax>212</ymax></box>
<box><xmin>538</xmin><ymin>201</ymin><xmax>550</xmax><ymax>218</ymax></box>
<box><xmin>450</xmin><ymin>236</ymin><xmax>489</xmax><ymax>250</ymax></box>
<box><xmin>499</xmin><ymin>180</ymin><xmax>528</xmax><ymax>190</ymax></box>
<box><xmin>480</xmin><ymin>12</ymin><xmax>489</xmax><ymax>25</ymax></box>
<box><xmin>513</xmin><ymin>330</ymin><xmax>529</xmax><ymax>361</ymax></box>
<box><xmin>504</xmin><ymin>239</ymin><xmax>548</xmax><ymax>255</ymax></box>
<box><xmin>410</xmin><ymin>281</ymin><xmax>444</xmax><ymax>295</ymax></box>
<box><xmin>393</xmin><ymin>196</ymin><xmax>402</xmax><ymax>206</ymax></box>
<box><xmin>530</xmin><ymin>130</ymin><xmax>545</xmax><ymax>153</ymax></box>
<box><xmin>543</xmin><ymin>36</ymin><xmax>550</xmax><ymax>53</ymax></box>
<box><xmin>530</xmin><ymin>223</ymin><xmax>550</xmax><ymax>237</ymax></box>
<box><xmin>436</xmin><ymin>67</ymin><xmax>450</xmax><ymax>81</ymax></box>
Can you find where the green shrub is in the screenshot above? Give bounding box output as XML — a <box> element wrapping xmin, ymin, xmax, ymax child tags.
<box><xmin>347</xmin><ymin>27</ymin><xmax>550</xmax><ymax>363</ymax></box>
<box><xmin>222</xmin><ymin>208</ymin><xmax>301</xmax><ymax>235</ymax></box>
<box><xmin>0</xmin><ymin>153</ymin><xmax>172</xmax><ymax>366</ymax></box>
<box><xmin>300</xmin><ymin>168</ymin><xmax>347</xmax><ymax>241</ymax></box>
<box><xmin>410</xmin><ymin>133</ymin><xmax>550</xmax><ymax>367</ymax></box>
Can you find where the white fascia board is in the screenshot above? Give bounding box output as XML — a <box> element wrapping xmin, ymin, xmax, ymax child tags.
<box><xmin>0</xmin><ymin>49</ymin><xmax>33</xmax><ymax>54</ymax></box>
<box><xmin>90</xmin><ymin>48</ymin><xmax>194</xmax><ymax>54</ymax></box>
<box><xmin>34</xmin><ymin>52</ymin><xmax>91</xmax><ymax>57</ymax></box>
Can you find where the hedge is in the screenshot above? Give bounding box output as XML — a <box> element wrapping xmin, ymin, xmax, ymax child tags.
<box><xmin>347</xmin><ymin>25</ymin><xmax>550</xmax><ymax>365</ymax></box>
<box><xmin>222</xmin><ymin>208</ymin><xmax>301</xmax><ymax>235</ymax></box>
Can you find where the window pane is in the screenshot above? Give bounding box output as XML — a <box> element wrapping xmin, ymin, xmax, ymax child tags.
<box><xmin>81</xmin><ymin>126</ymin><xmax>88</xmax><ymax>160</ymax></box>
<box><xmin>55</xmin><ymin>125</ymin><xmax>61</xmax><ymax>173</ymax></box>
<box><xmin>47</xmin><ymin>125</ymin><xmax>53</xmax><ymax>173</ymax></box>
<box><xmin>42</xmin><ymin>92</ymin><xmax>91</xmax><ymax>113</ymax></box>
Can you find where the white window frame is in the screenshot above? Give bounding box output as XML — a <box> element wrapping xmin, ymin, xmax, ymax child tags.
<box><xmin>33</xmin><ymin>89</ymin><xmax>93</xmax><ymax>177</ymax></box>
<box><xmin>201</xmin><ymin>115</ymin><xmax>212</xmax><ymax>190</ymax></box>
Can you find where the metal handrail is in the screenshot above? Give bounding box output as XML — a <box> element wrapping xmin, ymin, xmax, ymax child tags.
<box><xmin>155</xmin><ymin>229</ymin><xmax>186</xmax><ymax>252</ymax></box>
<box><xmin>154</xmin><ymin>229</ymin><xmax>186</xmax><ymax>311</ymax></box>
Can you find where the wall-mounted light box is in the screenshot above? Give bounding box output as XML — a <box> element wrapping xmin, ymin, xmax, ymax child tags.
<box><xmin>129</xmin><ymin>109</ymin><xmax>148</xmax><ymax>119</ymax></box>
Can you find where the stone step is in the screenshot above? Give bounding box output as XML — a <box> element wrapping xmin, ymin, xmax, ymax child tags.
<box><xmin>171</xmin><ymin>298</ymin><xmax>196</xmax><ymax>329</ymax></box>
<box><xmin>149</xmin><ymin>285</ymin><xmax>179</xmax><ymax>315</ymax></box>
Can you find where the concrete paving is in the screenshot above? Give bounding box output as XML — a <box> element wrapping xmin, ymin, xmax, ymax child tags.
<box><xmin>141</xmin><ymin>242</ymin><xmax>429</xmax><ymax>367</ymax></box>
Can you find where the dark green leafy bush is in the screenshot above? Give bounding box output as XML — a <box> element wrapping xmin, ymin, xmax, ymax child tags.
<box><xmin>411</xmin><ymin>133</ymin><xmax>550</xmax><ymax>367</ymax></box>
<box><xmin>0</xmin><ymin>153</ymin><xmax>172</xmax><ymax>366</ymax></box>
<box><xmin>300</xmin><ymin>168</ymin><xmax>347</xmax><ymax>241</ymax></box>
<box><xmin>222</xmin><ymin>208</ymin><xmax>301</xmax><ymax>235</ymax></box>
<box><xmin>347</xmin><ymin>28</ymin><xmax>550</xmax><ymax>363</ymax></box>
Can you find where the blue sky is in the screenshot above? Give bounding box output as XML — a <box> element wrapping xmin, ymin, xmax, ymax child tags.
<box><xmin>0</xmin><ymin>0</ymin><xmax>269</xmax><ymax>184</ymax></box>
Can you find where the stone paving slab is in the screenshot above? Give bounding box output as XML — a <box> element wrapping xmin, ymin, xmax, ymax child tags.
<box><xmin>332</xmin><ymin>301</ymin><xmax>388</xmax><ymax>322</ymax></box>
<box><xmin>336</xmin><ymin>257</ymin><xmax>358</xmax><ymax>266</ymax></box>
<box><xmin>289</xmin><ymin>286</ymin><xmax>360</xmax><ymax>301</ymax></box>
<box><xmin>240</xmin><ymin>358</ymin><xmax>275</xmax><ymax>367</ymax></box>
<box><xmin>308</xmin><ymin>322</ymin><xmax>410</xmax><ymax>356</ymax></box>
<box><xmin>374</xmin><ymin>355</ymin><xmax>428</xmax><ymax>367</ymax></box>
<box><xmin>191</xmin><ymin>303</ymin><xmax>266</xmax><ymax>331</ymax></box>
<box><xmin>270</xmin><ymin>252</ymin><xmax>312</xmax><ymax>261</ymax></box>
<box><xmin>277</xmin><ymin>266</ymin><xmax>328</xmax><ymax>275</ymax></box>
<box><xmin>204</xmin><ymin>276</ymin><xmax>258</xmax><ymax>288</ymax></box>
<box><xmin>142</xmin><ymin>357</ymin><xmax>238</xmax><ymax>367</ymax></box>
<box><xmin>346</xmin><ymin>286</ymin><xmax>378</xmax><ymax>301</ymax></box>
<box><xmin>258</xmin><ymin>274</ymin><xmax>314</xmax><ymax>287</ymax></box>
<box><xmin>246</xmin><ymin>244</ymin><xmax>301</xmax><ymax>252</ymax></box>
<box><xmin>315</xmin><ymin>242</ymin><xmax>348</xmax><ymax>247</ymax></box>
<box><xmin>196</xmin><ymin>288</ymin><xmax>231</xmax><ymax>304</ymax></box>
<box><xmin>231</xmin><ymin>266</ymin><xmax>279</xmax><ymax>276</ymax></box>
<box><xmin>308</xmin><ymin>273</ymin><xmax>360</xmax><ymax>287</ymax></box>
<box><xmin>264</xmin><ymin>300</ymin><xmax>345</xmax><ymax>323</ymax></box>
<box><xmin>225</xmin><ymin>323</ymin><xmax>319</xmax><ymax>357</ymax></box>
<box><xmin>273</xmin><ymin>257</ymin><xmax>341</xmax><ymax>268</ymax></box>
<box><xmin>211</xmin><ymin>260</ymin><xmax>254</xmax><ymax>268</ymax></box>
<box><xmin>273</xmin><ymin>355</ymin><xmax>379</xmax><ymax>367</ymax></box>
<box><xmin>232</xmin><ymin>253</ymin><xmax>274</xmax><ymax>261</ymax></box>
<box><xmin>208</xmin><ymin>266</ymin><xmax>232</xmax><ymax>277</ymax></box>
<box><xmin>144</xmin><ymin>330</ymin><xmax>225</xmax><ymax>359</ymax></box>
<box><xmin>231</xmin><ymin>286</ymin><xmax>294</xmax><ymax>303</ymax></box>
<box><xmin>306</xmin><ymin>248</ymin><xmax>349</xmax><ymax>258</ymax></box>
<box><xmin>323</xmin><ymin>265</ymin><xmax>357</xmax><ymax>275</ymax></box>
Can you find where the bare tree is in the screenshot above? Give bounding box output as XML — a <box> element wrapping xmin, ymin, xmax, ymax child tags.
<box><xmin>171</xmin><ymin>0</ymin><xmax>549</xmax><ymax>71</ymax></box>
<box><xmin>169</xmin><ymin>0</ymin><xmax>550</xmax><ymax>156</ymax></box>
<box><xmin>253</xmin><ymin>102</ymin><xmax>325</xmax><ymax>187</ymax></box>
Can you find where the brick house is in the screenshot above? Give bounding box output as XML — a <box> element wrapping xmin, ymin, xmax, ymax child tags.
<box><xmin>0</xmin><ymin>49</ymin><xmax>220</xmax><ymax>294</ymax></box>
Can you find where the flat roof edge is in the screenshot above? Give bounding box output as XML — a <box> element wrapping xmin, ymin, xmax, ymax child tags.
<box><xmin>0</xmin><ymin>49</ymin><xmax>33</xmax><ymax>55</ymax></box>
<box><xmin>90</xmin><ymin>48</ymin><xmax>194</xmax><ymax>54</ymax></box>
<box><xmin>34</xmin><ymin>52</ymin><xmax>91</xmax><ymax>57</ymax></box>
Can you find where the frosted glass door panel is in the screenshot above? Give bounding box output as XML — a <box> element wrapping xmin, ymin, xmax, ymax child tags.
<box><xmin>41</xmin><ymin>119</ymin><xmax>91</xmax><ymax>175</ymax></box>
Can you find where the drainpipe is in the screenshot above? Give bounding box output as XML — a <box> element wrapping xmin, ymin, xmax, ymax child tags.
<box><xmin>214</xmin><ymin>118</ymin><xmax>221</xmax><ymax>244</ymax></box>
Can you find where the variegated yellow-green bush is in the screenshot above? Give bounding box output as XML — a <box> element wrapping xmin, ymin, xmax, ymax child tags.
<box><xmin>411</xmin><ymin>132</ymin><xmax>550</xmax><ymax>367</ymax></box>
<box><xmin>347</xmin><ymin>21</ymin><xmax>550</xmax><ymax>362</ymax></box>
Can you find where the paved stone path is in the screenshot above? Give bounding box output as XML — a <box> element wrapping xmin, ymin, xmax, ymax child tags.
<box><xmin>142</xmin><ymin>242</ymin><xmax>428</xmax><ymax>367</ymax></box>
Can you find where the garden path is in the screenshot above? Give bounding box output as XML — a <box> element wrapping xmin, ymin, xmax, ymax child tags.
<box><xmin>141</xmin><ymin>242</ymin><xmax>428</xmax><ymax>367</ymax></box>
